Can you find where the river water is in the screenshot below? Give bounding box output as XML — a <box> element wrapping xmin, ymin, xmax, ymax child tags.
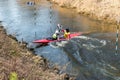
<box><xmin>0</xmin><ymin>0</ymin><xmax>120</xmax><ymax>80</ymax></box>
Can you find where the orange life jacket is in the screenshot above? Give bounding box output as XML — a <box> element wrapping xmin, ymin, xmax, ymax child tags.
<box><xmin>64</xmin><ymin>32</ymin><xmax>70</xmax><ymax>39</ymax></box>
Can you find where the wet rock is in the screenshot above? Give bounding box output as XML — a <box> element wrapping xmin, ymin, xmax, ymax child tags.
<box><xmin>53</xmin><ymin>66</ymin><xmax>60</xmax><ymax>74</ymax></box>
<box><xmin>27</xmin><ymin>43</ymin><xmax>35</xmax><ymax>51</ymax></box>
<box><xmin>0</xmin><ymin>28</ymin><xmax>6</xmax><ymax>34</ymax></box>
<box><xmin>54</xmin><ymin>69</ymin><xmax>59</xmax><ymax>74</ymax></box>
<box><xmin>60</xmin><ymin>73</ymin><xmax>69</xmax><ymax>80</ymax></box>
<box><xmin>8</xmin><ymin>34</ymin><xmax>18</xmax><ymax>42</ymax></box>
<box><xmin>19</xmin><ymin>42</ymin><xmax>27</xmax><ymax>49</ymax></box>
<box><xmin>0</xmin><ymin>25</ymin><xmax>3</xmax><ymax>28</ymax></box>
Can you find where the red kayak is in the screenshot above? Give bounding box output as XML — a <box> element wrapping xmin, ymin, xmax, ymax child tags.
<box><xmin>33</xmin><ymin>32</ymin><xmax>82</xmax><ymax>44</ymax></box>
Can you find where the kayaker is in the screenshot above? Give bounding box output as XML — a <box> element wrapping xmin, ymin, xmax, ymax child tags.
<box><xmin>52</xmin><ymin>30</ymin><xmax>59</xmax><ymax>40</ymax></box>
<box><xmin>64</xmin><ymin>28</ymin><xmax>70</xmax><ymax>39</ymax></box>
<box><xmin>52</xmin><ymin>24</ymin><xmax>63</xmax><ymax>40</ymax></box>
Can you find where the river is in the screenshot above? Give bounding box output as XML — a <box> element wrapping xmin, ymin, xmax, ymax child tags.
<box><xmin>0</xmin><ymin>0</ymin><xmax>120</xmax><ymax>80</ymax></box>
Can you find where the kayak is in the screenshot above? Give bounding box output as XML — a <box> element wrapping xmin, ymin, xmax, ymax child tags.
<box><xmin>33</xmin><ymin>32</ymin><xmax>82</xmax><ymax>44</ymax></box>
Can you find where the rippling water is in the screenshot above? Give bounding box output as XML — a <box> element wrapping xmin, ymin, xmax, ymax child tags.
<box><xmin>0</xmin><ymin>0</ymin><xmax>120</xmax><ymax>80</ymax></box>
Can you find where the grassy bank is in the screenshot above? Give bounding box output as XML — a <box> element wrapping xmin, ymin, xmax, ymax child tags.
<box><xmin>51</xmin><ymin>0</ymin><xmax>120</xmax><ymax>24</ymax></box>
<box><xmin>0</xmin><ymin>24</ymin><xmax>75</xmax><ymax>80</ymax></box>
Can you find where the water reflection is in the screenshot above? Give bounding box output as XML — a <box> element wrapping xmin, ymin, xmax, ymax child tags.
<box><xmin>53</xmin><ymin>4</ymin><xmax>120</xmax><ymax>33</ymax></box>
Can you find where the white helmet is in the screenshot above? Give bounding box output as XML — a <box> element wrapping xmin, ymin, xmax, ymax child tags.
<box><xmin>57</xmin><ymin>24</ymin><xmax>60</xmax><ymax>27</ymax></box>
<box><xmin>55</xmin><ymin>30</ymin><xmax>59</xmax><ymax>34</ymax></box>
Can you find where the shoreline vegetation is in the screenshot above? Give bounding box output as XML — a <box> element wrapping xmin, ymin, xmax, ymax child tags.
<box><xmin>50</xmin><ymin>0</ymin><xmax>120</xmax><ymax>24</ymax></box>
<box><xmin>0</xmin><ymin>23</ymin><xmax>75</xmax><ymax>80</ymax></box>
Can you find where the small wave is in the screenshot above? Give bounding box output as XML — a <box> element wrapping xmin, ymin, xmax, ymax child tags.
<box><xmin>74</xmin><ymin>36</ymin><xmax>107</xmax><ymax>49</ymax></box>
<box><xmin>50</xmin><ymin>41</ymin><xmax>68</xmax><ymax>48</ymax></box>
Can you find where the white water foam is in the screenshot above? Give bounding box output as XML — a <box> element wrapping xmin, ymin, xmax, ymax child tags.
<box><xmin>50</xmin><ymin>41</ymin><xmax>68</xmax><ymax>48</ymax></box>
<box><xmin>74</xmin><ymin>36</ymin><xmax>107</xmax><ymax>49</ymax></box>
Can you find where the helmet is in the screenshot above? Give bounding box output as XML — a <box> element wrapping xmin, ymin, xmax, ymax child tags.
<box><xmin>65</xmin><ymin>28</ymin><xmax>70</xmax><ymax>32</ymax></box>
<box><xmin>55</xmin><ymin>30</ymin><xmax>59</xmax><ymax>34</ymax></box>
<box><xmin>57</xmin><ymin>24</ymin><xmax>60</xmax><ymax>27</ymax></box>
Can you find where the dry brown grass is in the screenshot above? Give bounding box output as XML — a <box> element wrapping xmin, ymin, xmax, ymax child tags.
<box><xmin>0</xmin><ymin>26</ymin><xmax>74</xmax><ymax>80</ymax></box>
<box><xmin>51</xmin><ymin>0</ymin><xmax>120</xmax><ymax>23</ymax></box>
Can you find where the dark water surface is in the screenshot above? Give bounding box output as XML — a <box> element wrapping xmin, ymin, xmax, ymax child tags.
<box><xmin>0</xmin><ymin>0</ymin><xmax>120</xmax><ymax>80</ymax></box>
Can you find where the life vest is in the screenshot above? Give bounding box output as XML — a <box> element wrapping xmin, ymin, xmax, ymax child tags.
<box><xmin>52</xmin><ymin>33</ymin><xmax>57</xmax><ymax>39</ymax></box>
<box><xmin>64</xmin><ymin>32</ymin><xmax>70</xmax><ymax>39</ymax></box>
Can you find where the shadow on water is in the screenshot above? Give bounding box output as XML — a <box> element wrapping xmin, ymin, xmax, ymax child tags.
<box><xmin>0</xmin><ymin>0</ymin><xmax>120</xmax><ymax>80</ymax></box>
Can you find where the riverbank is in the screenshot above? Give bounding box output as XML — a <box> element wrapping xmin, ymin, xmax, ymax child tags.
<box><xmin>0</xmin><ymin>23</ymin><xmax>75</xmax><ymax>80</ymax></box>
<box><xmin>50</xmin><ymin>0</ymin><xmax>120</xmax><ymax>24</ymax></box>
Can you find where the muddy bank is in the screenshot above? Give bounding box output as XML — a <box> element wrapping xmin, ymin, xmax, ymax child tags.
<box><xmin>51</xmin><ymin>0</ymin><xmax>120</xmax><ymax>24</ymax></box>
<box><xmin>0</xmin><ymin>24</ymin><xmax>75</xmax><ymax>80</ymax></box>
